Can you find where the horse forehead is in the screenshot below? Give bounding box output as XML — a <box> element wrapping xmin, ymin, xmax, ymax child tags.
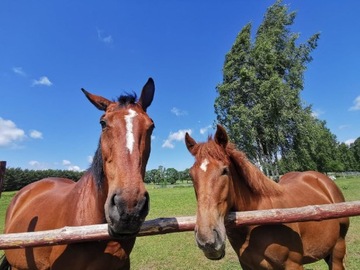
<box><xmin>107</xmin><ymin>105</ymin><xmax>144</xmax><ymax>121</ymax></box>
<box><xmin>124</xmin><ymin>108</ymin><xmax>138</xmax><ymax>154</ymax></box>
<box><xmin>200</xmin><ymin>158</ymin><xmax>209</xmax><ymax>172</ymax></box>
<box><xmin>195</xmin><ymin>151</ymin><xmax>228</xmax><ymax>172</ymax></box>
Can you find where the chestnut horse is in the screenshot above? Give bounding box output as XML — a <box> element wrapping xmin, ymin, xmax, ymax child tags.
<box><xmin>0</xmin><ymin>78</ymin><xmax>155</xmax><ymax>270</ymax></box>
<box><xmin>185</xmin><ymin>125</ymin><xmax>349</xmax><ymax>270</ymax></box>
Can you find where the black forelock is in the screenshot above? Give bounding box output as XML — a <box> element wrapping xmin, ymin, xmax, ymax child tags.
<box><xmin>117</xmin><ymin>92</ymin><xmax>137</xmax><ymax>107</ymax></box>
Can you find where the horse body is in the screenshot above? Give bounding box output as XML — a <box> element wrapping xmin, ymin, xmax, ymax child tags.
<box><xmin>5</xmin><ymin>175</ymin><xmax>132</xmax><ymax>270</ymax></box>
<box><xmin>185</xmin><ymin>125</ymin><xmax>349</xmax><ymax>270</ymax></box>
<box><xmin>2</xmin><ymin>78</ymin><xmax>155</xmax><ymax>270</ymax></box>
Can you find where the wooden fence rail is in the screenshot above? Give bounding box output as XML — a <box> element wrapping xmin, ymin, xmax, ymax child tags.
<box><xmin>1</xmin><ymin>201</ymin><xmax>360</xmax><ymax>250</ymax></box>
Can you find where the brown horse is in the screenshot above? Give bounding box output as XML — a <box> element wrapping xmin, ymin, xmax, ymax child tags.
<box><xmin>185</xmin><ymin>125</ymin><xmax>349</xmax><ymax>270</ymax></box>
<box><xmin>1</xmin><ymin>78</ymin><xmax>155</xmax><ymax>270</ymax></box>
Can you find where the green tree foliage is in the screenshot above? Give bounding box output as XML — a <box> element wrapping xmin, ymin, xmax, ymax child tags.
<box><xmin>278</xmin><ymin>112</ymin><xmax>345</xmax><ymax>173</ymax></box>
<box><xmin>145</xmin><ymin>167</ymin><xmax>190</xmax><ymax>184</ymax></box>
<box><xmin>144</xmin><ymin>169</ymin><xmax>160</xmax><ymax>184</ymax></box>
<box><xmin>352</xmin><ymin>138</ymin><xmax>360</xmax><ymax>170</ymax></box>
<box><xmin>214</xmin><ymin>0</ymin><xmax>335</xmax><ymax>175</ymax></box>
<box><xmin>338</xmin><ymin>143</ymin><xmax>357</xmax><ymax>172</ymax></box>
<box><xmin>3</xmin><ymin>166</ymin><xmax>193</xmax><ymax>192</ymax></box>
<box><xmin>3</xmin><ymin>168</ymin><xmax>84</xmax><ymax>192</ymax></box>
<box><xmin>164</xmin><ymin>168</ymin><xmax>179</xmax><ymax>185</ymax></box>
<box><xmin>178</xmin><ymin>168</ymin><xmax>191</xmax><ymax>183</ymax></box>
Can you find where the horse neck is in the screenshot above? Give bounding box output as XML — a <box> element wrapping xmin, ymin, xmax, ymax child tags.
<box><xmin>73</xmin><ymin>171</ymin><xmax>108</xmax><ymax>224</ymax></box>
<box><xmin>228</xmin><ymin>149</ymin><xmax>282</xmax><ymax>211</ymax></box>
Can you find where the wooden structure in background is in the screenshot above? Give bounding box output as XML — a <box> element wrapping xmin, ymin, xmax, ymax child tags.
<box><xmin>0</xmin><ymin>161</ymin><xmax>6</xmax><ymax>198</ymax></box>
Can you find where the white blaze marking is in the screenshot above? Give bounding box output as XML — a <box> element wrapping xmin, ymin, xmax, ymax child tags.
<box><xmin>200</xmin><ymin>159</ymin><xmax>209</xmax><ymax>172</ymax></box>
<box><xmin>125</xmin><ymin>109</ymin><xmax>138</xmax><ymax>154</ymax></box>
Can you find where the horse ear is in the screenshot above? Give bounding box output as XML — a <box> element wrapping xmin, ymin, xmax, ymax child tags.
<box><xmin>185</xmin><ymin>132</ymin><xmax>197</xmax><ymax>156</ymax></box>
<box><xmin>215</xmin><ymin>124</ymin><xmax>228</xmax><ymax>148</ymax></box>
<box><xmin>138</xmin><ymin>78</ymin><xmax>155</xmax><ymax>112</ymax></box>
<box><xmin>81</xmin><ymin>88</ymin><xmax>112</xmax><ymax>111</ymax></box>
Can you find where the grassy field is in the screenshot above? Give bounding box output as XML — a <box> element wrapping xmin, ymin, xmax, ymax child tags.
<box><xmin>1</xmin><ymin>177</ymin><xmax>360</xmax><ymax>269</ymax></box>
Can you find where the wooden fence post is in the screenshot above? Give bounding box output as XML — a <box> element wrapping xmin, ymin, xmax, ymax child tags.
<box><xmin>0</xmin><ymin>161</ymin><xmax>6</xmax><ymax>198</ymax></box>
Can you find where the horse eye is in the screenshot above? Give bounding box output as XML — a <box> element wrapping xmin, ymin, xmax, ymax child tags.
<box><xmin>100</xmin><ymin>120</ymin><xmax>107</xmax><ymax>129</ymax></box>
<box><xmin>221</xmin><ymin>167</ymin><xmax>229</xmax><ymax>176</ymax></box>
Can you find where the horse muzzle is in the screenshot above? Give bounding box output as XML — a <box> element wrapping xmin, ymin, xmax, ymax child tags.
<box><xmin>195</xmin><ymin>226</ymin><xmax>226</xmax><ymax>260</ymax></box>
<box><xmin>106</xmin><ymin>190</ymin><xmax>149</xmax><ymax>238</ymax></box>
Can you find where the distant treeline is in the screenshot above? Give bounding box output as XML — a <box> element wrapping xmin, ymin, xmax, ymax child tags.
<box><xmin>2</xmin><ymin>168</ymin><xmax>84</xmax><ymax>192</ymax></box>
<box><xmin>1</xmin><ymin>166</ymin><xmax>191</xmax><ymax>192</ymax></box>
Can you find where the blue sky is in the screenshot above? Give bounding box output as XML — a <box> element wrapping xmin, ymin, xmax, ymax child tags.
<box><xmin>1</xmin><ymin>1</ymin><xmax>359</xmax><ymax>172</ymax></box>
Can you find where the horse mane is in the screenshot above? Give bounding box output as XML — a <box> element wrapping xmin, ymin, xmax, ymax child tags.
<box><xmin>117</xmin><ymin>93</ymin><xmax>137</xmax><ymax>107</ymax></box>
<box><xmin>226</xmin><ymin>145</ymin><xmax>282</xmax><ymax>196</ymax></box>
<box><xmin>90</xmin><ymin>141</ymin><xmax>104</xmax><ymax>188</ymax></box>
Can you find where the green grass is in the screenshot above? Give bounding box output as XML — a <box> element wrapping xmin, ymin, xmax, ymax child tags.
<box><xmin>1</xmin><ymin>178</ymin><xmax>360</xmax><ymax>269</ymax></box>
<box><xmin>130</xmin><ymin>186</ymin><xmax>240</xmax><ymax>269</ymax></box>
<box><xmin>0</xmin><ymin>191</ymin><xmax>15</xmax><ymax>233</ymax></box>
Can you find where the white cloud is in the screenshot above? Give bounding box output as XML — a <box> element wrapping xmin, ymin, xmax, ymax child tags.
<box><xmin>32</xmin><ymin>76</ymin><xmax>53</xmax><ymax>86</ymax></box>
<box><xmin>62</xmin><ymin>160</ymin><xmax>71</xmax><ymax>166</ymax></box>
<box><xmin>62</xmin><ymin>159</ymin><xmax>82</xmax><ymax>171</ymax></box>
<box><xmin>12</xmin><ymin>67</ymin><xmax>26</xmax><ymax>76</ymax></box>
<box><xmin>171</xmin><ymin>107</ymin><xmax>188</xmax><ymax>116</ymax></box>
<box><xmin>162</xmin><ymin>140</ymin><xmax>175</xmax><ymax>149</ymax></box>
<box><xmin>29</xmin><ymin>160</ymin><xmax>40</xmax><ymax>166</ymax></box>
<box><xmin>29</xmin><ymin>130</ymin><xmax>43</xmax><ymax>139</ymax></box>
<box><xmin>349</xmin><ymin>96</ymin><xmax>360</xmax><ymax>111</ymax></box>
<box><xmin>311</xmin><ymin>109</ymin><xmax>324</xmax><ymax>118</ymax></box>
<box><xmin>162</xmin><ymin>129</ymin><xmax>192</xmax><ymax>149</ymax></box>
<box><xmin>67</xmin><ymin>165</ymin><xmax>81</xmax><ymax>172</ymax></box>
<box><xmin>338</xmin><ymin>125</ymin><xmax>350</xmax><ymax>130</ymax></box>
<box><xmin>200</xmin><ymin>125</ymin><xmax>212</xmax><ymax>135</ymax></box>
<box><xmin>28</xmin><ymin>160</ymin><xmax>49</xmax><ymax>170</ymax></box>
<box><xmin>0</xmin><ymin>117</ymin><xmax>26</xmax><ymax>147</ymax></box>
<box><xmin>97</xmin><ymin>28</ymin><xmax>113</xmax><ymax>44</ymax></box>
<box><xmin>344</xmin><ymin>139</ymin><xmax>355</xmax><ymax>146</ymax></box>
<box><xmin>87</xmin><ymin>155</ymin><xmax>93</xmax><ymax>164</ymax></box>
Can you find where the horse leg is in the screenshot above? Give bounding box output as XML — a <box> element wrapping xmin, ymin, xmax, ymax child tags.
<box><xmin>325</xmin><ymin>237</ymin><xmax>346</xmax><ymax>270</ymax></box>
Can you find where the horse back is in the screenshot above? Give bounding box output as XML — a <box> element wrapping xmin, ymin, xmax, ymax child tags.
<box><xmin>279</xmin><ymin>171</ymin><xmax>346</xmax><ymax>204</ymax></box>
<box><xmin>5</xmin><ymin>178</ymin><xmax>76</xmax><ymax>232</ymax></box>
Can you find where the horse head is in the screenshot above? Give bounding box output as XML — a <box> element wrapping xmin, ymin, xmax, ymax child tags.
<box><xmin>82</xmin><ymin>78</ymin><xmax>155</xmax><ymax>238</ymax></box>
<box><xmin>185</xmin><ymin>125</ymin><xmax>235</xmax><ymax>260</ymax></box>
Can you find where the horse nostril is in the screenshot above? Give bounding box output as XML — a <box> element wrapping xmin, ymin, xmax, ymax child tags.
<box><xmin>111</xmin><ymin>193</ymin><xmax>119</xmax><ymax>207</ymax></box>
<box><xmin>109</xmin><ymin>190</ymin><xmax>149</xmax><ymax>219</ymax></box>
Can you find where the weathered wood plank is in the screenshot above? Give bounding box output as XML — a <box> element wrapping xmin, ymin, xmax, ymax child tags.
<box><xmin>1</xmin><ymin>201</ymin><xmax>360</xmax><ymax>250</ymax></box>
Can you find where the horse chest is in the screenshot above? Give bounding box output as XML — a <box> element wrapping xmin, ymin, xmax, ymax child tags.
<box><xmin>48</xmin><ymin>241</ymin><xmax>133</xmax><ymax>270</ymax></box>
